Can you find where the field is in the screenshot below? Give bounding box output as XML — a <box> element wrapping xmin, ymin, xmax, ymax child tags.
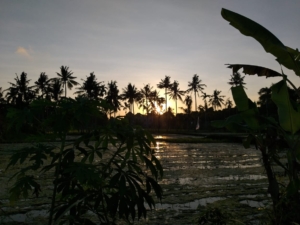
<box><xmin>0</xmin><ymin>135</ymin><xmax>273</xmax><ymax>224</ymax></box>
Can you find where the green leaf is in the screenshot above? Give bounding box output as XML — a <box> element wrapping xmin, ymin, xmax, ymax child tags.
<box><xmin>152</xmin><ymin>156</ymin><xmax>163</xmax><ymax>178</ymax></box>
<box><xmin>211</xmin><ymin>114</ymin><xmax>244</xmax><ymax>132</ymax></box>
<box><xmin>9</xmin><ymin>175</ymin><xmax>38</xmax><ymax>202</ymax></box>
<box><xmin>54</xmin><ymin>198</ymin><xmax>84</xmax><ymax>223</ymax></box>
<box><xmin>231</xmin><ymin>86</ymin><xmax>260</xmax><ymax>130</ymax></box>
<box><xmin>271</xmin><ymin>80</ymin><xmax>300</xmax><ymax>134</ymax></box>
<box><xmin>240</xmin><ymin>108</ymin><xmax>260</xmax><ymax>130</ymax></box>
<box><xmin>227</xmin><ymin>64</ymin><xmax>282</xmax><ymax>78</ymax></box>
<box><xmin>89</xmin><ymin>152</ymin><xmax>94</xmax><ymax>164</ymax></box>
<box><xmin>221</xmin><ymin>8</ymin><xmax>300</xmax><ymax>76</ymax></box>
<box><xmin>143</xmin><ymin>156</ymin><xmax>158</xmax><ymax>179</ymax></box>
<box><xmin>146</xmin><ymin>176</ymin><xmax>163</xmax><ymax>200</ymax></box>
<box><xmin>231</xmin><ymin>86</ymin><xmax>249</xmax><ymax>111</ymax></box>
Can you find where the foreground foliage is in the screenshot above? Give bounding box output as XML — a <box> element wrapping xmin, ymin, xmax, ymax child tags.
<box><xmin>213</xmin><ymin>8</ymin><xmax>300</xmax><ymax>224</ymax></box>
<box><xmin>5</xmin><ymin>97</ymin><xmax>163</xmax><ymax>224</ymax></box>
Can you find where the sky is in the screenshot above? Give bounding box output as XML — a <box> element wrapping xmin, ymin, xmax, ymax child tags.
<box><xmin>1</xmin><ymin>0</ymin><xmax>300</xmax><ymax>115</ymax></box>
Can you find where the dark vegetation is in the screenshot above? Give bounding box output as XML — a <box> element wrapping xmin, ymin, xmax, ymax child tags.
<box><xmin>0</xmin><ymin>8</ymin><xmax>300</xmax><ymax>225</ymax></box>
<box><xmin>211</xmin><ymin>8</ymin><xmax>300</xmax><ymax>224</ymax></box>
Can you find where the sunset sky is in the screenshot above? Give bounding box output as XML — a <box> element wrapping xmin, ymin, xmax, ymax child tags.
<box><xmin>1</xmin><ymin>0</ymin><xmax>299</xmax><ymax>114</ymax></box>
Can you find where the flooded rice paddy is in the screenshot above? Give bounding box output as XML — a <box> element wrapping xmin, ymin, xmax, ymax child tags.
<box><xmin>0</xmin><ymin>135</ymin><xmax>273</xmax><ymax>224</ymax></box>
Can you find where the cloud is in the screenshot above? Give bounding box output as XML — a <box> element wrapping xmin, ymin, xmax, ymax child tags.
<box><xmin>16</xmin><ymin>46</ymin><xmax>32</xmax><ymax>58</ymax></box>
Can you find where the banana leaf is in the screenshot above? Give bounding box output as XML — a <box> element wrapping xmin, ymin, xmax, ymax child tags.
<box><xmin>221</xmin><ymin>8</ymin><xmax>300</xmax><ymax>76</ymax></box>
<box><xmin>231</xmin><ymin>86</ymin><xmax>249</xmax><ymax>111</ymax></box>
<box><xmin>226</xmin><ymin>64</ymin><xmax>282</xmax><ymax>78</ymax></box>
<box><xmin>231</xmin><ymin>86</ymin><xmax>260</xmax><ymax>130</ymax></box>
<box><xmin>271</xmin><ymin>80</ymin><xmax>300</xmax><ymax>134</ymax></box>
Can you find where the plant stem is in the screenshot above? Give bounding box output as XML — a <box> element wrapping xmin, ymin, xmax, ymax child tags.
<box><xmin>48</xmin><ymin>133</ymin><xmax>66</xmax><ymax>225</ymax></box>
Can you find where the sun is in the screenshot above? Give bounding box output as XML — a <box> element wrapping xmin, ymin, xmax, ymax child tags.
<box><xmin>155</xmin><ymin>103</ymin><xmax>165</xmax><ymax>115</ymax></box>
<box><xmin>156</xmin><ymin>106</ymin><xmax>163</xmax><ymax>115</ymax></box>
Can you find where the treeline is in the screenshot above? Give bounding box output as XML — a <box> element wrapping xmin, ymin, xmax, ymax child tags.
<box><xmin>0</xmin><ymin>66</ymin><xmax>229</xmax><ymax>114</ymax></box>
<box><xmin>0</xmin><ymin>66</ymin><xmax>296</xmax><ymax>136</ymax></box>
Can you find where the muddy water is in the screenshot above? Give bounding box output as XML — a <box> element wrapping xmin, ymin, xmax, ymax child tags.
<box><xmin>0</xmin><ymin>136</ymin><xmax>272</xmax><ymax>224</ymax></box>
<box><xmin>136</xmin><ymin>140</ymin><xmax>271</xmax><ymax>224</ymax></box>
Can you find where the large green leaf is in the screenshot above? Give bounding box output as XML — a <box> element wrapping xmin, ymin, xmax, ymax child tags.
<box><xmin>231</xmin><ymin>86</ymin><xmax>249</xmax><ymax>111</ymax></box>
<box><xmin>271</xmin><ymin>80</ymin><xmax>300</xmax><ymax>134</ymax></box>
<box><xmin>211</xmin><ymin>114</ymin><xmax>244</xmax><ymax>132</ymax></box>
<box><xmin>231</xmin><ymin>86</ymin><xmax>260</xmax><ymax>130</ymax></box>
<box><xmin>240</xmin><ymin>108</ymin><xmax>260</xmax><ymax>130</ymax></box>
<box><xmin>221</xmin><ymin>8</ymin><xmax>300</xmax><ymax>76</ymax></box>
<box><xmin>227</xmin><ymin>64</ymin><xmax>282</xmax><ymax>78</ymax></box>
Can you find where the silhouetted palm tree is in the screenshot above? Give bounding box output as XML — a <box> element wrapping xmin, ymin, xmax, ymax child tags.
<box><xmin>257</xmin><ymin>87</ymin><xmax>273</xmax><ymax>115</ymax></box>
<box><xmin>209</xmin><ymin>90</ymin><xmax>225</xmax><ymax>110</ymax></box>
<box><xmin>122</xmin><ymin>102</ymin><xmax>131</xmax><ymax>114</ymax></box>
<box><xmin>186</xmin><ymin>74</ymin><xmax>206</xmax><ymax>112</ymax></box>
<box><xmin>106</xmin><ymin>81</ymin><xmax>122</xmax><ymax>117</ymax></box>
<box><xmin>228</xmin><ymin>72</ymin><xmax>246</xmax><ymax>88</ymax></box>
<box><xmin>197</xmin><ymin>104</ymin><xmax>205</xmax><ymax>112</ymax></box>
<box><xmin>75</xmin><ymin>72</ymin><xmax>106</xmax><ymax>100</ymax></box>
<box><xmin>149</xmin><ymin>90</ymin><xmax>165</xmax><ymax>114</ymax></box>
<box><xmin>168</xmin><ymin>81</ymin><xmax>185</xmax><ymax>115</ymax></box>
<box><xmin>225</xmin><ymin>98</ymin><xmax>233</xmax><ymax>109</ymax></box>
<box><xmin>6</xmin><ymin>72</ymin><xmax>35</xmax><ymax>105</ymax></box>
<box><xmin>157</xmin><ymin>75</ymin><xmax>171</xmax><ymax>112</ymax></box>
<box><xmin>200</xmin><ymin>92</ymin><xmax>210</xmax><ymax>112</ymax></box>
<box><xmin>139</xmin><ymin>84</ymin><xmax>153</xmax><ymax>115</ymax></box>
<box><xmin>180</xmin><ymin>95</ymin><xmax>192</xmax><ymax>114</ymax></box>
<box><xmin>49</xmin><ymin>79</ymin><xmax>63</xmax><ymax>102</ymax></box>
<box><xmin>0</xmin><ymin>87</ymin><xmax>5</xmax><ymax>103</ymax></box>
<box><xmin>258</xmin><ymin>87</ymin><xmax>272</xmax><ymax>106</ymax></box>
<box><xmin>121</xmin><ymin>83</ymin><xmax>141</xmax><ymax>114</ymax></box>
<box><xmin>155</xmin><ymin>96</ymin><xmax>166</xmax><ymax>114</ymax></box>
<box><xmin>56</xmin><ymin>66</ymin><xmax>79</xmax><ymax>97</ymax></box>
<box><xmin>35</xmin><ymin>72</ymin><xmax>50</xmax><ymax>99</ymax></box>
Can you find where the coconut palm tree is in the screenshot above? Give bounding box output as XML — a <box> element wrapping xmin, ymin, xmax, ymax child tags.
<box><xmin>139</xmin><ymin>84</ymin><xmax>153</xmax><ymax>115</ymax></box>
<box><xmin>186</xmin><ymin>74</ymin><xmax>206</xmax><ymax>112</ymax></box>
<box><xmin>200</xmin><ymin>92</ymin><xmax>210</xmax><ymax>112</ymax></box>
<box><xmin>168</xmin><ymin>81</ymin><xmax>185</xmax><ymax>115</ymax></box>
<box><xmin>56</xmin><ymin>66</ymin><xmax>78</xmax><ymax>97</ymax></box>
<box><xmin>0</xmin><ymin>87</ymin><xmax>5</xmax><ymax>103</ymax></box>
<box><xmin>258</xmin><ymin>87</ymin><xmax>272</xmax><ymax>106</ymax></box>
<box><xmin>121</xmin><ymin>83</ymin><xmax>141</xmax><ymax>114</ymax></box>
<box><xmin>35</xmin><ymin>72</ymin><xmax>50</xmax><ymax>99</ymax></box>
<box><xmin>180</xmin><ymin>95</ymin><xmax>193</xmax><ymax>114</ymax></box>
<box><xmin>6</xmin><ymin>72</ymin><xmax>35</xmax><ymax>105</ymax></box>
<box><xmin>157</xmin><ymin>75</ymin><xmax>171</xmax><ymax>112</ymax></box>
<box><xmin>197</xmin><ymin>104</ymin><xmax>205</xmax><ymax>112</ymax></box>
<box><xmin>106</xmin><ymin>81</ymin><xmax>122</xmax><ymax>117</ymax></box>
<box><xmin>228</xmin><ymin>72</ymin><xmax>246</xmax><ymax>88</ymax></box>
<box><xmin>225</xmin><ymin>98</ymin><xmax>234</xmax><ymax>109</ymax></box>
<box><xmin>155</xmin><ymin>96</ymin><xmax>166</xmax><ymax>114</ymax></box>
<box><xmin>122</xmin><ymin>102</ymin><xmax>131</xmax><ymax>114</ymax></box>
<box><xmin>48</xmin><ymin>79</ymin><xmax>63</xmax><ymax>102</ymax></box>
<box><xmin>209</xmin><ymin>90</ymin><xmax>225</xmax><ymax>110</ymax></box>
<box><xmin>257</xmin><ymin>87</ymin><xmax>273</xmax><ymax>115</ymax></box>
<box><xmin>75</xmin><ymin>72</ymin><xmax>106</xmax><ymax>100</ymax></box>
<box><xmin>148</xmin><ymin>90</ymin><xmax>165</xmax><ymax>114</ymax></box>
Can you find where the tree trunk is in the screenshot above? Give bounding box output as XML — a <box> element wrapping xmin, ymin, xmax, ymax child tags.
<box><xmin>65</xmin><ymin>82</ymin><xmax>67</xmax><ymax>98</ymax></box>
<box><xmin>165</xmin><ymin>88</ymin><xmax>167</xmax><ymax>112</ymax></box>
<box><xmin>194</xmin><ymin>91</ymin><xmax>197</xmax><ymax>112</ymax></box>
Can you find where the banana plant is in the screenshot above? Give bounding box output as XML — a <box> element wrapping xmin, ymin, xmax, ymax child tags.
<box><xmin>214</xmin><ymin>8</ymin><xmax>300</xmax><ymax>223</ymax></box>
